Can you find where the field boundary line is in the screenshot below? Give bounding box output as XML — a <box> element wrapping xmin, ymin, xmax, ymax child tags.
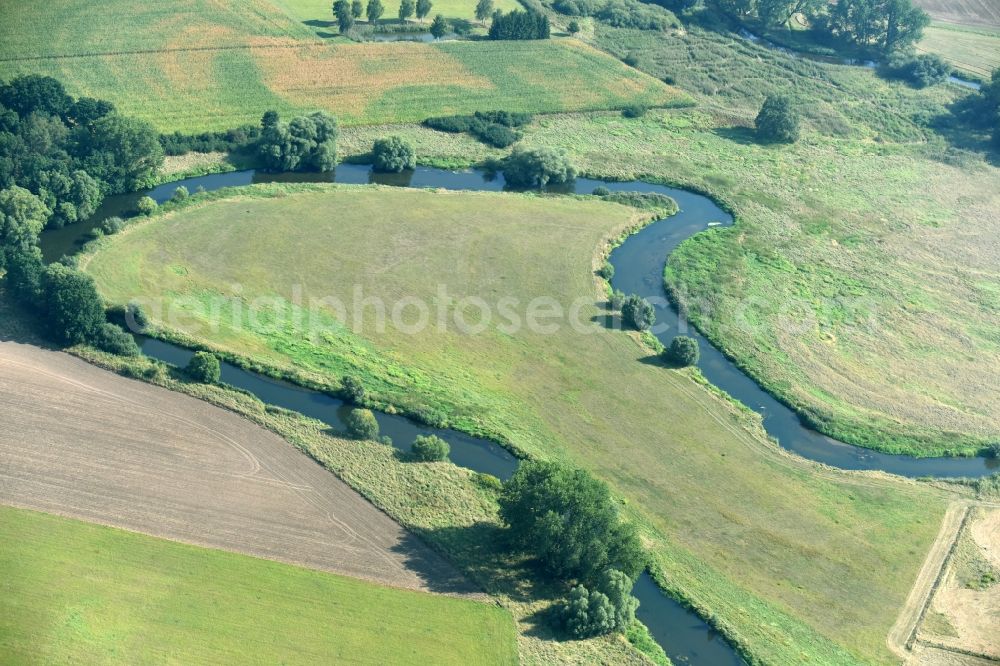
<box><xmin>887</xmin><ymin>502</ymin><xmax>971</xmax><ymax>660</ymax></box>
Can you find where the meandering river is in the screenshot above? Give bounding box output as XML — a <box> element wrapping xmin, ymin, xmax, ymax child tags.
<box><xmin>39</xmin><ymin>162</ymin><xmax>995</xmax><ymax>665</ymax></box>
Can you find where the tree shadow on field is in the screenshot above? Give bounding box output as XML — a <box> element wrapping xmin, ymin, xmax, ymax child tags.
<box><xmin>402</xmin><ymin>521</ymin><xmax>567</xmax><ymax>609</ymax></box>
<box><xmin>637</xmin><ymin>353</ymin><xmax>666</xmax><ymax>367</ymax></box>
<box><xmin>712</xmin><ymin>126</ymin><xmax>759</xmax><ymax>146</ymax></box>
<box><xmin>590</xmin><ymin>312</ymin><xmax>623</xmax><ymax>331</ymax></box>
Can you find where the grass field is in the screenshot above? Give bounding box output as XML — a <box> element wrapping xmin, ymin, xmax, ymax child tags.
<box><xmin>0</xmin><ymin>0</ymin><xmax>678</xmax><ymax>131</ymax></box>
<box><xmin>273</xmin><ymin>0</ymin><xmax>521</xmax><ymax>24</ymax></box>
<box><xmin>84</xmin><ymin>184</ymin><xmax>952</xmax><ymax>665</ymax></box>
<box><xmin>917</xmin><ymin>23</ymin><xmax>1000</xmax><ymax>79</ymax></box>
<box><xmin>0</xmin><ymin>504</ymin><xmax>517</xmax><ymax>664</ymax></box>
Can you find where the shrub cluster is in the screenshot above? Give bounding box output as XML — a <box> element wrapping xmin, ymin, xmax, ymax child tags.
<box><xmin>411</xmin><ymin>434</ymin><xmax>450</xmax><ymax>462</ymax></box>
<box><xmin>880</xmin><ymin>53</ymin><xmax>950</xmax><ymax>88</ymax></box>
<box><xmin>159</xmin><ymin>125</ymin><xmax>260</xmax><ymax>156</ymax></box>
<box><xmin>372</xmin><ymin>135</ymin><xmax>416</xmax><ymax>173</ymax></box>
<box><xmin>561</xmin><ymin>569</ymin><xmax>638</xmax><ymax>637</ymax></box>
<box><xmin>346</xmin><ymin>408</ymin><xmax>380</xmax><ymax>440</ymax></box>
<box><xmin>186</xmin><ymin>351</ymin><xmax>221</xmax><ymax>383</ymax></box>
<box><xmin>621</xmin><ymin>294</ymin><xmax>654</xmax><ymax>330</ymax></box>
<box><xmin>552</xmin><ymin>0</ymin><xmax>676</xmax><ymax>31</ymax></box>
<box><xmin>424</xmin><ymin>111</ymin><xmax>533</xmax><ymax>148</ymax></box>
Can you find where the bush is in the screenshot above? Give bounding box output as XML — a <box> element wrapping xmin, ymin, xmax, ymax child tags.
<box><xmin>622</xmin><ymin>104</ymin><xmax>647</xmax><ymax>118</ymax></box>
<box><xmin>665</xmin><ymin>335</ymin><xmax>699</xmax><ymax>366</ymax></box>
<box><xmin>474</xmin><ymin>110</ymin><xmax>533</xmax><ymax>127</ymax></box>
<box><xmin>502</xmin><ymin>148</ymin><xmax>576</xmax><ymax>188</ymax></box>
<box><xmin>372</xmin><ymin>135</ymin><xmax>416</xmax><ymax>172</ymax></box>
<box><xmin>158</xmin><ymin>125</ymin><xmax>259</xmax><ymax>155</ymax></box>
<box><xmin>469</xmin><ymin>119</ymin><xmax>521</xmax><ymax>148</ymax></box>
<box><xmin>171</xmin><ymin>186</ymin><xmax>189</xmax><ymax>202</ymax></box>
<box><xmin>411</xmin><ymin>434</ymin><xmax>450</xmax><ymax>462</ymax></box>
<box><xmin>136</xmin><ymin>196</ymin><xmax>157</xmax><ymax>215</ymax></box>
<box><xmin>424</xmin><ymin>115</ymin><xmax>474</xmax><ymax>133</ymax></box>
<box><xmin>346</xmin><ymin>408</ymin><xmax>380</xmax><ymax>440</ymax></box>
<box><xmin>473</xmin><ymin>472</ymin><xmax>504</xmax><ymax>492</ymax></box>
<box><xmin>186</xmin><ymin>351</ymin><xmax>221</xmax><ymax>383</ymax></box>
<box><xmin>567</xmin><ymin>19</ymin><xmax>581</xmax><ymax>33</ymax></box>
<box><xmin>124</xmin><ymin>300</ymin><xmax>149</xmax><ymax>332</ymax></box>
<box><xmin>341</xmin><ymin>375</ymin><xmax>366</xmax><ymax>403</ymax></box>
<box><xmin>881</xmin><ymin>53</ymin><xmax>950</xmax><ymax>88</ymax></box>
<box><xmin>93</xmin><ymin>321</ymin><xmax>140</xmax><ymax>356</ymax></box>
<box><xmin>99</xmin><ymin>216</ymin><xmax>125</xmax><ymax>234</ymax></box>
<box><xmin>986</xmin><ymin>442</ymin><xmax>1000</xmax><ymax>459</ymax></box>
<box><xmin>621</xmin><ymin>294</ymin><xmax>654</xmax><ymax>331</ymax></box>
<box><xmin>499</xmin><ymin>460</ymin><xmax>645</xmax><ymax>583</ymax></box>
<box><xmin>597</xmin><ymin>261</ymin><xmax>614</xmax><ymax>280</ymax></box>
<box><xmin>755</xmin><ymin>94</ymin><xmax>800</xmax><ymax>144</ymax></box>
<box><xmin>561</xmin><ymin>568</ymin><xmax>638</xmax><ymax>637</ymax></box>
<box><xmin>623</xmin><ymin>54</ymin><xmax>639</xmax><ymax>67</ymax></box>
<box><xmin>592</xmin><ymin>185</ymin><xmax>610</xmax><ymax>196</ymax></box>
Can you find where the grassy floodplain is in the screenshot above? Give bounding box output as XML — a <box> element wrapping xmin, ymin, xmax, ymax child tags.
<box><xmin>0</xmin><ymin>0</ymin><xmax>679</xmax><ymax>132</ymax></box>
<box><xmin>0</xmin><ymin>505</ymin><xmax>517</xmax><ymax>665</ymax></box>
<box><xmin>84</xmin><ymin>184</ymin><xmax>950</xmax><ymax>665</ymax></box>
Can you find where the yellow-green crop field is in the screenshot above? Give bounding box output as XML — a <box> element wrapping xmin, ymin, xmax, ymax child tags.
<box><xmin>0</xmin><ymin>0</ymin><xmax>679</xmax><ymax>131</ymax></box>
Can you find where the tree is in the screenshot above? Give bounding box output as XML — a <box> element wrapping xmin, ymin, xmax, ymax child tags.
<box><xmin>92</xmin><ymin>322</ymin><xmax>140</xmax><ymax>356</ymax></box>
<box><xmin>412</xmin><ymin>434</ymin><xmax>450</xmax><ymax>461</ymax></box>
<box><xmin>367</xmin><ymin>0</ymin><xmax>384</xmax><ymax>22</ymax></box>
<box><xmin>502</xmin><ymin>147</ymin><xmax>575</xmax><ymax>188</ymax></box>
<box><xmin>621</xmin><ymin>294</ymin><xmax>654</xmax><ymax>331</ymax></box>
<box><xmin>597</xmin><ymin>568</ymin><xmax>639</xmax><ymax>632</ymax></box>
<box><xmin>823</xmin><ymin>0</ymin><xmax>929</xmax><ymax>55</ymax></box>
<box><xmin>372</xmin><ymin>135</ymin><xmax>416</xmax><ymax>172</ymax></box>
<box><xmin>399</xmin><ymin>0</ymin><xmax>415</xmax><ymax>21</ymax></box>
<box><xmin>40</xmin><ymin>263</ymin><xmax>105</xmax><ymax>345</ymax></box>
<box><xmin>172</xmin><ymin>185</ymin><xmax>189</xmax><ymax>202</ymax></box>
<box><xmin>78</xmin><ymin>114</ymin><xmax>164</xmax><ymax>193</ymax></box>
<box><xmin>567</xmin><ymin>19</ymin><xmax>581</xmax><ymax>33</ymax></box>
<box><xmin>257</xmin><ymin>111</ymin><xmax>338</xmax><ymax>172</ymax></box>
<box><xmin>341</xmin><ymin>375</ymin><xmax>366</xmax><ymax>403</ymax></box>
<box><xmin>0</xmin><ymin>186</ymin><xmax>48</xmax><ymax>269</ymax></box>
<box><xmin>430</xmin><ymin>14</ymin><xmax>448</xmax><ymax>38</ymax></box>
<box><xmin>0</xmin><ymin>74</ymin><xmax>72</xmax><ymax>118</ymax></box>
<box><xmin>498</xmin><ymin>460</ymin><xmax>645</xmax><ymax>583</ymax></box>
<box><xmin>334</xmin><ymin>0</ymin><xmax>354</xmax><ymax>32</ymax></box>
<box><xmin>34</xmin><ymin>169</ymin><xmax>102</xmax><ymax>228</ymax></box>
<box><xmin>755</xmin><ymin>94</ymin><xmax>800</xmax><ymax>143</ymax></box>
<box><xmin>416</xmin><ymin>0</ymin><xmax>433</xmax><ymax>20</ymax></box>
<box><xmin>346</xmin><ymin>408</ymin><xmax>379</xmax><ymax>439</ymax></box>
<box><xmin>665</xmin><ymin>335</ymin><xmax>699</xmax><ymax>366</ymax></box>
<box><xmin>5</xmin><ymin>247</ymin><xmax>45</xmax><ymax>305</ymax></box>
<box><xmin>881</xmin><ymin>53</ymin><xmax>950</xmax><ymax>87</ymax></box>
<box><xmin>351</xmin><ymin>0</ymin><xmax>364</xmax><ymax>18</ymax></box>
<box><xmin>475</xmin><ymin>0</ymin><xmax>494</xmax><ymax>23</ymax></box>
<box><xmin>186</xmin><ymin>351</ymin><xmax>221</xmax><ymax>383</ymax></box>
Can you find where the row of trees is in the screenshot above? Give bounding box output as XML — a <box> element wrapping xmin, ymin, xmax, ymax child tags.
<box><xmin>333</xmin><ymin>0</ymin><xmax>447</xmax><ymax>30</ymax></box>
<box><xmin>488</xmin><ymin>9</ymin><xmax>551</xmax><ymax>40</ymax></box>
<box><xmin>713</xmin><ymin>0</ymin><xmax>930</xmax><ymax>55</ymax></box>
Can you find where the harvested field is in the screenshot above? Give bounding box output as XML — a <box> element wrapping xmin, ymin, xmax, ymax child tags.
<box><xmin>916</xmin><ymin>507</ymin><xmax>1000</xmax><ymax>661</ymax></box>
<box><xmin>0</xmin><ymin>340</ymin><xmax>475</xmax><ymax>596</ymax></box>
<box><xmin>917</xmin><ymin>24</ymin><xmax>1000</xmax><ymax>79</ymax></box>
<box><xmin>913</xmin><ymin>0</ymin><xmax>1000</xmax><ymax>28</ymax></box>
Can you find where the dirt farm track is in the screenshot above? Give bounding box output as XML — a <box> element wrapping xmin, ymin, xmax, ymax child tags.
<box><xmin>0</xmin><ymin>341</ymin><xmax>475</xmax><ymax>596</ymax></box>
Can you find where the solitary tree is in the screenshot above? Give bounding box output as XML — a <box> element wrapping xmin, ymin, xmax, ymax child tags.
<box><xmin>346</xmin><ymin>408</ymin><xmax>379</xmax><ymax>440</ymax></box>
<box><xmin>416</xmin><ymin>0</ymin><xmax>433</xmax><ymax>20</ymax></box>
<box><xmin>40</xmin><ymin>264</ymin><xmax>105</xmax><ymax>345</ymax></box>
<box><xmin>755</xmin><ymin>94</ymin><xmax>800</xmax><ymax>143</ymax></box>
<box><xmin>621</xmin><ymin>294</ymin><xmax>654</xmax><ymax>331</ymax></box>
<box><xmin>333</xmin><ymin>0</ymin><xmax>354</xmax><ymax>32</ymax></box>
<box><xmin>399</xmin><ymin>0</ymin><xmax>415</xmax><ymax>21</ymax></box>
<box><xmin>341</xmin><ymin>375</ymin><xmax>366</xmax><ymax>403</ymax></box>
<box><xmin>502</xmin><ymin>147</ymin><xmax>575</xmax><ymax>188</ymax></box>
<box><xmin>186</xmin><ymin>351</ymin><xmax>221</xmax><ymax>383</ymax></box>
<box><xmin>430</xmin><ymin>14</ymin><xmax>448</xmax><ymax>38</ymax></box>
<box><xmin>475</xmin><ymin>0</ymin><xmax>494</xmax><ymax>23</ymax></box>
<box><xmin>372</xmin><ymin>136</ymin><xmax>416</xmax><ymax>172</ymax></box>
<box><xmin>499</xmin><ymin>460</ymin><xmax>645</xmax><ymax>583</ymax></box>
<box><xmin>366</xmin><ymin>0</ymin><xmax>384</xmax><ymax>22</ymax></box>
<box><xmin>412</xmin><ymin>434</ymin><xmax>450</xmax><ymax>462</ymax></box>
<box><xmin>665</xmin><ymin>335</ymin><xmax>699</xmax><ymax>366</ymax></box>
